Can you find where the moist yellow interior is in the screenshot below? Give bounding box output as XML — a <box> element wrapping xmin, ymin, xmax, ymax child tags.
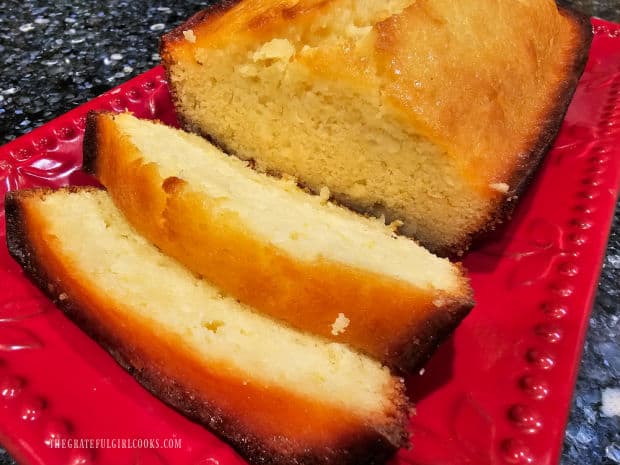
<box><xmin>114</xmin><ymin>113</ymin><xmax>460</xmax><ymax>291</ymax></box>
<box><xmin>36</xmin><ymin>189</ymin><xmax>399</xmax><ymax>416</ymax></box>
<box><xmin>169</xmin><ymin>47</ymin><xmax>489</xmax><ymax>252</ymax></box>
<box><xmin>165</xmin><ymin>0</ymin><xmax>494</xmax><ymax>252</ymax></box>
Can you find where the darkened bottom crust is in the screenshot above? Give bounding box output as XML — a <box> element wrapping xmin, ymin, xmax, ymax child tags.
<box><xmin>390</xmin><ymin>293</ymin><xmax>473</xmax><ymax>375</ymax></box>
<box><xmin>4</xmin><ymin>188</ymin><xmax>406</xmax><ymax>465</ymax></box>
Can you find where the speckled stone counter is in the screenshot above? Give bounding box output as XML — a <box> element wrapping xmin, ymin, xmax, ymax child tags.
<box><xmin>0</xmin><ymin>1</ymin><xmax>618</xmax><ymax>465</ymax></box>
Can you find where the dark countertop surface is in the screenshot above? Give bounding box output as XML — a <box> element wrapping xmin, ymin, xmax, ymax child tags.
<box><xmin>0</xmin><ymin>1</ymin><xmax>618</xmax><ymax>464</ymax></box>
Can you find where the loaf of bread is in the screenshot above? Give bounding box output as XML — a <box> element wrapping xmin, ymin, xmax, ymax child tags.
<box><xmin>161</xmin><ymin>0</ymin><xmax>591</xmax><ymax>255</ymax></box>
<box><xmin>5</xmin><ymin>187</ymin><xmax>410</xmax><ymax>465</ymax></box>
<box><xmin>83</xmin><ymin>111</ymin><xmax>473</xmax><ymax>374</ymax></box>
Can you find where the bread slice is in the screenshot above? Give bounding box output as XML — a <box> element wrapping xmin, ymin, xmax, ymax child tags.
<box><xmin>83</xmin><ymin>111</ymin><xmax>473</xmax><ymax>374</ymax></box>
<box><xmin>5</xmin><ymin>187</ymin><xmax>409</xmax><ymax>465</ymax></box>
<box><xmin>160</xmin><ymin>0</ymin><xmax>592</xmax><ymax>255</ymax></box>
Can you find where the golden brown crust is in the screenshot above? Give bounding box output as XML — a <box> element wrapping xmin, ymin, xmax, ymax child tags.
<box><xmin>457</xmin><ymin>5</ymin><xmax>593</xmax><ymax>256</ymax></box>
<box><xmin>83</xmin><ymin>111</ymin><xmax>474</xmax><ymax>374</ymax></box>
<box><xmin>4</xmin><ymin>187</ymin><xmax>409</xmax><ymax>465</ymax></box>
<box><xmin>372</xmin><ymin>2</ymin><xmax>592</xmax><ymax>257</ymax></box>
<box><xmin>506</xmin><ymin>7</ymin><xmax>592</xmax><ymax>195</ymax></box>
<box><xmin>373</xmin><ymin>1</ymin><xmax>590</xmax><ymax>186</ymax></box>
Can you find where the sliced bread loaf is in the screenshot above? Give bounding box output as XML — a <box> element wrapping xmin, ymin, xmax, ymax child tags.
<box><xmin>83</xmin><ymin>111</ymin><xmax>473</xmax><ymax>374</ymax></box>
<box><xmin>5</xmin><ymin>187</ymin><xmax>409</xmax><ymax>465</ymax></box>
<box><xmin>160</xmin><ymin>0</ymin><xmax>591</xmax><ymax>255</ymax></box>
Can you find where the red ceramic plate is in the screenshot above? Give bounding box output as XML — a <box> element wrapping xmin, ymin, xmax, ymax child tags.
<box><xmin>0</xmin><ymin>17</ymin><xmax>619</xmax><ymax>465</ymax></box>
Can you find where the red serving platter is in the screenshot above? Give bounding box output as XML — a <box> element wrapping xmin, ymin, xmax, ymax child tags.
<box><xmin>0</xmin><ymin>17</ymin><xmax>619</xmax><ymax>465</ymax></box>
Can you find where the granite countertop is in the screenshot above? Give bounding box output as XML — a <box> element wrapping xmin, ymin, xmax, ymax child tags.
<box><xmin>0</xmin><ymin>1</ymin><xmax>618</xmax><ymax>464</ymax></box>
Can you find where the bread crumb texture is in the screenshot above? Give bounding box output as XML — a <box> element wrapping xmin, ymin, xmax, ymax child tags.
<box><xmin>331</xmin><ymin>313</ymin><xmax>350</xmax><ymax>335</ymax></box>
<box><xmin>489</xmin><ymin>182</ymin><xmax>510</xmax><ymax>194</ymax></box>
<box><xmin>183</xmin><ymin>29</ymin><xmax>196</xmax><ymax>43</ymax></box>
